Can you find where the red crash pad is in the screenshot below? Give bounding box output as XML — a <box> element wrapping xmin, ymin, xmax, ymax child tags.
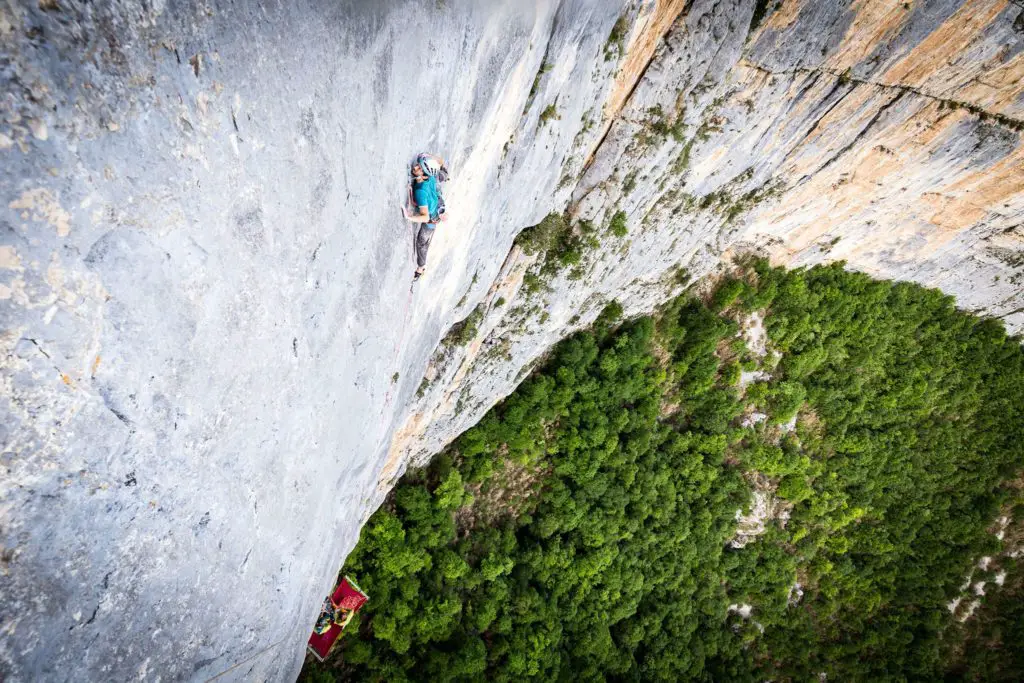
<box><xmin>307</xmin><ymin>576</ymin><xmax>368</xmax><ymax>662</ymax></box>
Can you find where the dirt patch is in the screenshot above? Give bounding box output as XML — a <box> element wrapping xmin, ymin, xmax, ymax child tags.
<box><xmin>796</xmin><ymin>408</ymin><xmax>825</xmax><ymax>440</ymax></box>
<box><xmin>741</xmin><ymin>310</ymin><xmax>767</xmax><ymax>358</ymax></box>
<box><xmin>455</xmin><ymin>451</ymin><xmax>550</xmax><ymax>535</ymax></box>
<box><xmin>660</xmin><ymin>399</ymin><xmax>681</xmax><ymax>418</ymax></box>
<box><xmin>730</xmin><ymin>472</ymin><xmax>792</xmax><ymax>548</ymax></box>
<box><xmin>649</xmin><ymin>339</ymin><xmax>682</xmax><ymax>417</ymax></box>
<box><xmin>650</xmin><ymin>338</ymin><xmax>672</xmax><ymax>366</ymax></box>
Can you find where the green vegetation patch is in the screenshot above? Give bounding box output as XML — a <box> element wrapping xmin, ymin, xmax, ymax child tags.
<box><xmin>607</xmin><ymin>210</ymin><xmax>628</xmax><ymax>237</ymax></box>
<box><xmin>443</xmin><ymin>304</ymin><xmax>485</xmax><ymax>347</ymax></box>
<box><xmin>514</xmin><ymin>213</ymin><xmax>600</xmax><ymax>288</ymax></box>
<box><xmin>621</xmin><ymin>171</ymin><xmax>637</xmax><ymax>194</ymax></box>
<box><xmin>538</xmin><ymin>103</ymin><xmax>559</xmax><ymax>127</ymax></box>
<box><xmin>604</xmin><ymin>15</ymin><xmax>628</xmax><ymax>62</ymax></box>
<box><xmin>634</xmin><ymin>105</ymin><xmax>687</xmax><ymax>149</ymax></box>
<box><xmin>304</xmin><ymin>262</ymin><xmax>1024</xmax><ymax>682</ymax></box>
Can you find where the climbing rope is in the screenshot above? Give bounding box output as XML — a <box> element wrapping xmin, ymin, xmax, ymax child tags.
<box><xmin>371</xmin><ymin>184</ymin><xmax>421</xmax><ymax>456</ymax></box>
<box><xmin>208</xmin><ymin>206</ymin><xmax>419</xmax><ymax>681</ymax></box>
<box><xmin>374</xmin><ymin>279</ymin><xmax>416</xmax><ymax>453</ymax></box>
<box><xmin>204</xmin><ymin>247</ymin><xmax>416</xmax><ymax>683</ymax></box>
<box><xmin>202</xmin><ymin>635</ymin><xmax>288</xmax><ymax>682</ymax></box>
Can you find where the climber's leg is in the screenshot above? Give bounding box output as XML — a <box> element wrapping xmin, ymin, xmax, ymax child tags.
<box><xmin>415</xmin><ymin>224</ymin><xmax>435</xmax><ymax>272</ymax></box>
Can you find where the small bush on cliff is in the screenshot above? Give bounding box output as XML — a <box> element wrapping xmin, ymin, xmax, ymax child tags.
<box><xmin>538</xmin><ymin>103</ymin><xmax>559</xmax><ymax>127</ymax></box>
<box><xmin>513</xmin><ymin>213</ymin><xmax>566</xmax><ymax>255</ymax></box>
<box><xmin>604</xmin><ymin>15</ymin><xmax>628</xmax><ymax>61</ymax></box>
<box><xmin>514</xmin><ymin>213</ymin><xmax>600</xmax><ymax>284</ymax></box>
<box><xmin>607</xmin><ymin>210</ymin><xmax>628</xmax><ymax>237</ymax></box>
<box><xmin>443</xmin><ymin>304</ymin><xmax>484</xmax><ymax>347</ymax></box>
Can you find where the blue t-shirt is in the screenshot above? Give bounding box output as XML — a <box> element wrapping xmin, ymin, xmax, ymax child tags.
<box><xmin>412</xmin><ymin>176</ymin><xmax>440</xmax><ymax>227</ymax></box>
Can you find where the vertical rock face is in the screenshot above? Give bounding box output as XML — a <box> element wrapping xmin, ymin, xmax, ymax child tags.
<box><xmin>0</xmin><ymin>0</ymin><xmax>1021</xmax><ymax>679</ymax></box>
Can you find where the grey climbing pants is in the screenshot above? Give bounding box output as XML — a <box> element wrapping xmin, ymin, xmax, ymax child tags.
<box><xmin>415</xmin><ymin>225</ymin><xmax>435</xmax><ymax>268</ymax></box>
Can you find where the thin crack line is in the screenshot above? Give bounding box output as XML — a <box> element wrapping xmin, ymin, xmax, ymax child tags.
<box><xmin>741</xmin><ymin>59</ymin><xmax>1024</xmax><ymax>130</ymax></box>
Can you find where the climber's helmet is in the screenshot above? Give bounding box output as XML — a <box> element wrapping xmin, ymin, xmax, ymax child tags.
<box><xmin>416</xmin><ymin>155</ymin><xmax>441</xmax><ymax>178</ymax></box>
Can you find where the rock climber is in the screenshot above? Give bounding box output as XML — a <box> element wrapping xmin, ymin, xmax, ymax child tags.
<box><xmin>402</xmin><ymin>153</ymin><xmax>449</xmax><ymax>280</ymax></box>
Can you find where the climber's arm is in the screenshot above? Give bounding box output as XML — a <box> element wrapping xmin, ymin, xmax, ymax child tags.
<box><xmin>403</xmin><ymin>205</ymin><xmax>431</xmax><ymax>223</ymax></box>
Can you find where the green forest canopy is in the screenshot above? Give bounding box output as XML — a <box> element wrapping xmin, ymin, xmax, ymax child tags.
<box><xmin>303</xmin><ymin>261</ymin><xmax>1024</xmax><ymax>682</ymax></box>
